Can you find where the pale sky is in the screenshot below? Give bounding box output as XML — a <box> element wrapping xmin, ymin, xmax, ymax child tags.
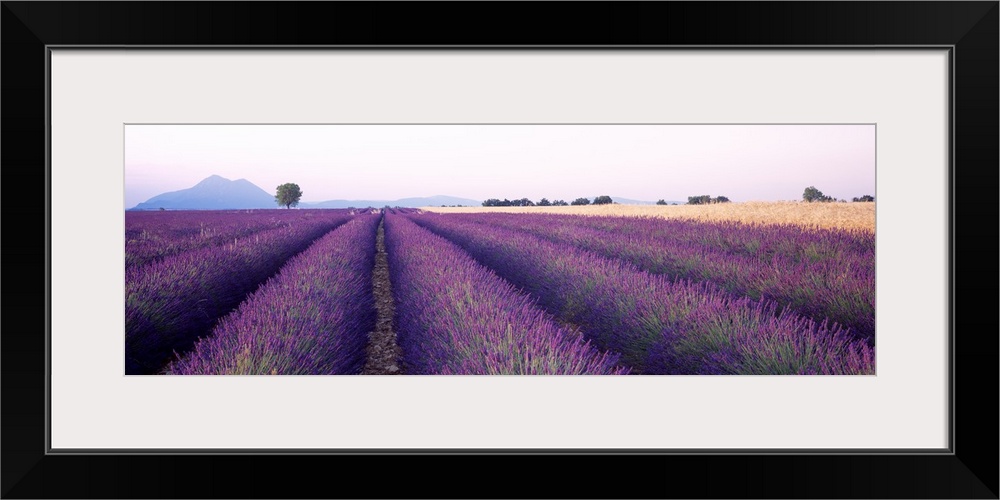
<box><xmin>125</xmin><ymin>124</ymin><xmax>875</xmax><ymax>208</ymax></box>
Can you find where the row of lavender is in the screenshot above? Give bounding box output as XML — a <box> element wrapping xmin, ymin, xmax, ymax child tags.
<box><xmin>167</xmin><ymin>214</ymin><xmax>380</xmax><ymax>375</ymax></box>
<box><xmin>441</xmin><ymin>213</ymin><xmax>876</xmax><ymax>341</ymax></box>
<box><xmin>407</xmin><ymin>214</ymin><xmax>874</xmax><ymax>374</ymax></box>
<box><xmin>126</xmin><ymin>210</ymin><xmax>354</xmax><ymax>374</ymax></box>
<box><xmin>125</xmin><ymin>209</ymin><xmax>368</xmax><ymax>270</ymax></box>
<box><xmin>384</xmin><ymin>213</ymin><xmax>627</xmax><ymax>374</ymax></box>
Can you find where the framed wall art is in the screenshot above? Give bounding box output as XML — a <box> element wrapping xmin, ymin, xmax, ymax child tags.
<box><xmin>3</xmin><ymin>2</ymin><xmax>996</xmax><ymax>498</ymax></box>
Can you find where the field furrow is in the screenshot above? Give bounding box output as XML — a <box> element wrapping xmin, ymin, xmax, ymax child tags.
<box><xmin>361</xmin><ymin>215</ymin><xmax>404</xmax><ymax>375</ymax></box>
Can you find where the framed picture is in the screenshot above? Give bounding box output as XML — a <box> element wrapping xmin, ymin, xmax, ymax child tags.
<box><xmin>4</xmin><ymin>2</ymin><xmax>996</xmax><ymax>498</ymax></box>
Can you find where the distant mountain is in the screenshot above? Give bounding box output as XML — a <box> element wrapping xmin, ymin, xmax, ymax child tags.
<box><xmin>302</xmin><ymin>195</ymin><xmax>482</xmax><ymax>208</ymax></box>
<box><xmin>130</xmin><ymin>175</ymin><xmax>276</xmax><ymax>210</ymax></box>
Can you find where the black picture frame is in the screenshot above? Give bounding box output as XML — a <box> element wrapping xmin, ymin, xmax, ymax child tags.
<box><xmin>3</xmin><ymin>2</ymin><xmax>996</xmax><ymax>498</ymax></box>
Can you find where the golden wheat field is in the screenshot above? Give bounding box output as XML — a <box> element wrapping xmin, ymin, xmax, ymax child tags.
<box><xmin>422</xmin><ymin>201</ymin><xmax>875</xmax><ymax>233</ymax></box>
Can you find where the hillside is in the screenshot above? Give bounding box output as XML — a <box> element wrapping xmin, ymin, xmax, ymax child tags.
<box><xmin>131</xmin><ymin>175</ymin><xmax>276</xmax><ymax>210</ymax></box>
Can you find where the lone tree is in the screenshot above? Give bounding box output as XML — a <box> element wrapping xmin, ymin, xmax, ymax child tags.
<box><xmin>275</xmin><ymin>183</ymin><xmax>303</xmax><ymax>209</ymax></box>
<box><xmin>571</xmin><ymin>197</ymin><xmax>591</xmax><ymax>206</ymax></box>
<box><xmin>593</xmin><ymin>195</ymin><xmax>614</xmax><ymax>205</ymax></box>
<box><xmin>656</xmin><ymin>199</ymin><xmax>668</xmax><ymax>205</ymax></box>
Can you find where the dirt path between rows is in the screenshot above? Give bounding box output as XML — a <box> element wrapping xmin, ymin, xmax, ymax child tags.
<box><xmin>362</xmin><ymin>217</ymin><xmax>403</xmax><ymax>374</ymax></box>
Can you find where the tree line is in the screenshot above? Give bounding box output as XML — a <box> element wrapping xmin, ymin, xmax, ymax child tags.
<box><xmin>474</xmin><ymin>187</ymin><xmax>876</xmax><ymax>208</ymax></box>
<box><xmin>482</xmin><ymin>195</ymin><xmax>615</xmax><ymax>207</ymax></box>
<box><xmin>685</xmin><ymin>195</ymin><xmax>731</xmax><ymax>205</ymax></box>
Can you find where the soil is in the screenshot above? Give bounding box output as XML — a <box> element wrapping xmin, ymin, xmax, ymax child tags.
<box><xmin>362</xmin><ymin>217</ymin><xmax>404</xmax><ymax>374</ymax></box>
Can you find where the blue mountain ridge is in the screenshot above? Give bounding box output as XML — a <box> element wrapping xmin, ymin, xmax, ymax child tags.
<box><xmin>130</xmin><ymin>175</ymin><xmax>276</xmax><ymax>210</ymax></box>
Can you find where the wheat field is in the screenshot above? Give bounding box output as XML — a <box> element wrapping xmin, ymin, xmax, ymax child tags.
<box><xmin>422</xmin><ymin>201</ymin><xmax>875</xmax><ymax>233</ymax></box>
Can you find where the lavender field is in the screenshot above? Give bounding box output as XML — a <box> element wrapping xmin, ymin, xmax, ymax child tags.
<box><xmin>125</xmin><ymin>208</ymin><xmax>875</xmax><ymax>375</ymax></box>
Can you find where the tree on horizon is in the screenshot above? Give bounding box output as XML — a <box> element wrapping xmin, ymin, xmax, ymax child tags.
<box><xmin>275</xmin><ymin>183</ymin><xmax>303</xmax><ymax>209</ymax></box>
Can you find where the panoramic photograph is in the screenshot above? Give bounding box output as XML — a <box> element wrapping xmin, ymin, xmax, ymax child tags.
<box><xmin>125</xmin><ymin>124</ymin><xmax>876</xmax><ymax>375</ymax></box>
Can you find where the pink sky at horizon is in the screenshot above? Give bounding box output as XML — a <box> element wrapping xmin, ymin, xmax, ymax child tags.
<box><xmin>125</xmin><ymin>124</ymin><xmax>875</xmax><ymax>208</ymax></box>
